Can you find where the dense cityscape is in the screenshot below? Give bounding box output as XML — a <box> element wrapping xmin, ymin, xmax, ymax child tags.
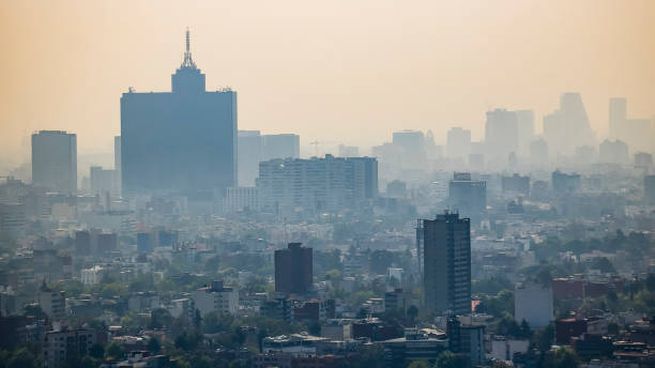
<box><xmin>2</xmin><ymin>8</ymin><xmax>655</xmax><ymax>368</ymax></box>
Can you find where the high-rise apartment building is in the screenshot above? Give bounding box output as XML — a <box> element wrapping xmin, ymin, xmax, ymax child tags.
<box><xmin>238</xmin><ymin>130</ymin><xmax>263</xmax><ymax>186</ymax></box>
<box><xmin>31</xmin><ymin>130</ymin><xmax>77</xmax><ymax>193</ymax></box>
<box><xmin>275</xmin><ymin>243</ymin><xmax>313</xmax><ymax>295</ymax></box>
<box><xmin>121</xmin><ymin>30</ymin><xmax>236</xmax><ymax>195</ymax></box>
<box><xmin>645</xmin><ymin>175</ymin><xmax>655</xmax><ymax>204</ymax></box>
<box><xmin>422</xmin><ymin>212</ymin><xmax>471</xmax><ymax>316</ymax></box>
<box><xmin>257</xmin><ymin>155</ymin><xmax>378</xmax><ymax>216</ymax></box>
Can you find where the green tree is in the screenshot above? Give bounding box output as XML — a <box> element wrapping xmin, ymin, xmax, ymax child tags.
<box><xmin>7</xmin><ymin>348</ymin><xmax>39</xmax><ymax>368</ymax></box>
<box><xmin>434</xmin><ymin>351</ymin><xmax>464</xmax><ymax>368</ymax></box>
<box><xmin>147</xmin><ymin>337</ymin><xmax>161</xmax><ymax>354</ymax></box>
<box><xmin>105</xmin><ymin>341</ymin><xmax>124</xmax><ymax>360</ymax></box>
<box><xmin>89</xmin><ymin>343</ymin><xmax>104</xmax><ymax>359</ymax></box>
<box><xmin>407</xmin><ymin>361</ymin><xmax>430</xmax><ymax>368</ymax></box>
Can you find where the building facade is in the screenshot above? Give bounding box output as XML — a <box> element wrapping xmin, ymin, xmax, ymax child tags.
<box><xmin>275</xmin><ymin>243</ymin><xmax>313</xmax><ymax>295</ymax></box>
<box><xmin>121</xmin><ymin>30</ymin><xmax>236</xmax><ymax>196</ymax></box>
<box><xmin>31</xmin><ymin>130</ymin><xmax>77</xmax><ymax>194</ymax></box>
<box><xmin>422</xmin><ymin>212</ymin><xmax>471</xmax><ymax>316</ymax></box>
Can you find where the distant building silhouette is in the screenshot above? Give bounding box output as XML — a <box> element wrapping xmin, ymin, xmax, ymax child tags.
<box><xmin>275</xmin><ymin>243</ymin><xmax>313</xmax><ymax>295</ymax></box>
<box><xmin>422</xmin><ymin>212</ymin><xmax>471</xmax><ymax>315</ymax></box>
<box><xmin>599</xmin><ymin>139</ymin><xmax>629</xmax><ymax>165</ymax></box>
<box><xmin>121</xmin><ymin>30</ymin><xmax>236</xmax><ymax>196</ymax></box>
<box><xmin>238</xmin><ymin>131</ymin><xmax>300</xmax><ymax>186</ymax></box>
<box><xmin>446</xmin><ymin>127</ymin><xmax>472</xmax><ymax>162</ymax></box>
<box><xmin>529</xmin><ymin>138</ymin><xmax>549</xmax><ymax>166</ymax></box>
<box><xmin>485</xmin><ymin>109</ymin><xmax>519</xmax><ymax>166</ymax></box>
<box><xmin>552</xmin><ymin>170</ymin><xmax>581</xmax><ymax>195</ymax></box>
<box><xmin>543</xmin><ymin>93</ymin><xmax>595</xmax><ymax>156</ymax></box>
<box><xmin>645</xmin><ymin>175</ymin><xmax>655</xmax><ymax>204</ymax></box>
<box><xmin>31</xmin><ymin>130</ymin><xmax>77</xmax><ymax>193</ymax></box>
<box><xmin>609</xmin><ymin>97</ymin><xmax>653</xmax><ymax>154</ymax></box>
<box><xmin>261</xmin><ymin>134</ymin><xmax>300</xmax><ymax>161</ymax></box>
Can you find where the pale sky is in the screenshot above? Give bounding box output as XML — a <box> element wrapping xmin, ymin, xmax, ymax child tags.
<box><xmin>1</xmin><ymin>0</ymin><xmax>654</xmax><ymax>166</ymax></box>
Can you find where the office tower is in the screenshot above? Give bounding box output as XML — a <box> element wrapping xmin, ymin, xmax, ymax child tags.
<box><xmin>422</xmin><ymin>212</ymin><xmax>471</xmax><ymax>315</ymax></box>
<box><xmin>645</xmin><ymin>175</ymin><xmax>655</xmax><ymax>204</ymax></box>
<box><xmin>485</xmin><ymin>109</ymin><xmax>519</xmax><ymax>165</ymax></box>
<box><xmin>44</xmin><ymin>328</ymin><xmax>96</xmax><ymax>368</ymax></box>
<box><xmin>89</xmin><ymin>166</ymin><xmax>119</xmax><ymax>198</ymax></box>
<box><xmin>31</xmin><ymin>130</ymin><xmax>77</xmax><ymax>193</ymax></box>
<box><xmin>274</xmin><ymin>243</ymin><xmax>313</xmax><ymax>295</ymax></box>
<box><xmin>515</xmin><ymin>110</ymin><xmax>535</xmax><ymax>155</ymax></box>
<box><xmin>552</xmin><ymin>170</ymin><xmax>581</xmax><ymax>195</ymax></box>
<box><xmin>114</xmin><ymin>136</ymin><xmax>122</xmax><ymax>196</ymax></box>
<box><xmin>514</xmin><ymin>282</ymin><xmax>553</xmax><ymax>328</ymax></box>
<box><xmin>446</xmin><ymin>127</ymin><xmax>472</xmax><ymax>161</ymax></box>
<box><xmin>599</xmin><ymin>139</ymin><xmax>629</xmax><ymax>165</ymax></box>
<box><xmin>543</xmin><ymin>93</ymin><xmax>595</xmax><ymax>156</ymax></box>
<box><xmin>257</xmin><ymin>155</ymin><xmax>378</xmax><ymax>216</ymax></box>
<box><xmin>608</xmin><ymin>97</ymin><xmax>653</xmax><ymax>153</ymax></box>
<box><xmin>501</xmin><ymin>174</ymin><xmax>530</xmax><ymax>196</ymax></box>
<box><xmin>121</xmin><ymin>30</ymin><xmax>237</xmax><ymax>195</ymax></box>
<box><xmin>338</xmin><ymin>144</ymin><xmax>359</xmax><ymax>157</ymax></box>
<box><xmin>238</xmin><ymin>130</ymin><xmax>262</xmax><ymax>186</ymax></box>
<box><xmin>448</xmin><ymin>173</ymin><xmax>486</xmax><ymax>220</ymax></box>
<box><xmin>261</xmin><ymin>134</ymin><xmax>300</xmax><ymax>161</ymax></box>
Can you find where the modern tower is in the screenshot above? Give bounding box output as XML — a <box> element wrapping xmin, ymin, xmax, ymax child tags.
<box><xmin>31</xmin><ymin>130</ymin><xmax>77</xmax><ymax>193</ymax></box>
<box><xmin>121</xmin><ymin>29</ymin><xmax>237</xmax><ymax>196</ymax></box>
<box><xmin>274</xmin><ymin>243</ymin><xmax>313</xmax><ymax>295</ymax></box>
<box><xmin>422</xmin><ymin>212</ymin><xmax>471</xmax><ymax>316</ymax></box>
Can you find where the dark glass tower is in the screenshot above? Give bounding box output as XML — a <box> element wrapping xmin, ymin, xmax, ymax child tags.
<box><xmin>423</xmin><ymin>211</ymin><xmax>471</xmax><ymax>316</ymax></box>
<box><xmin>274</xmin><ymin>243</ymin><xmax>313</xmax><ymax>295</ymax></box>
<box><xmin>121</xmin><ymin>30</ymin><xmax>237</xmax><ymax>196</ymax></box>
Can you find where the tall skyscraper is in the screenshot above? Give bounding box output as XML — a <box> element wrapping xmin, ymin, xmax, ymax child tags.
<box><xmin>543</xmin><ymin>93</ymin><xmax>595</xmax><ymax>156</ymax></box>
<box><xmin>31</xmin><ymin>130</ymin><xmax>77</xmax><ymax>193</ymax></box>
<box><xmin>485</xmin><ymin>109</ymin><xmax>519</xmax><ymax>166</ymax></box>
<box><xmin>121</xmin><ymin>30</ymin><xmax>237</xmax><ymax>195</ymax></box>
<box><xmin>423</xmin><ymin>212</ymin><xmax>471</xmax><ymax>315</ymax></box>
<box><xmin>275</xmin><ymin>243</ymin><xmax>313</xmax><ymax>295</ymax></box>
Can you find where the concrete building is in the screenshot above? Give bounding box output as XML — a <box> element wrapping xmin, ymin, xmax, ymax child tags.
<box><xmin>192</xmin><ymin>280</ymin><xmax>239</xmax><ymax>317</ymax></box>
<box><xmin>275</xmin><ymin>243</ymin><xmax>313</xmax><ymax>295</ymax></box>
<box><xmin>121</xmin><ymin>30</ymin><xmax>236</xmax><ymax>196</ymax></box>
<box><xmin>514</xmin><ymin>282</ymin><xmax>553</xmax><ymax>328</ymax></box>
<box><xmin>257</xmin><ymin>155</ymin><xmax>378</xmax><ymax>216</ymax></box>
<box><xmin>238</xmin><ymin>130</ymin><xmax>263</xmax><ymax>186</ymax></box>
<box><xmin>43</xmin><ymin>328</ymin><xmax>96</xmax><ymax>368</ymax></box>
<box><xmin>89</xmin><ymin>166</ymin><xmax>119</xmax><ymax>198</ymax></box>
<box><xmin>645</xmin><ymin>175</ymin><xmax>655</xmax><ymax>204</ymax></box>
<box><xmin>80</xmin><ymin>266</ymin><xmax>104</xmax><ymax>286</ymax></box>
<box><xmin>224</xmin><ymin>186</ymin><xmax>259</xmax><ymax>213</ymax></box>
<box><xmin>552</xmin><ymin>170</ymin><xmax>581</xmax><ymax>195</ymax></box>
<box><xmin>423</xmin><ymin>212</ymin><xmax>471</xmax><ymax>316</ymax></box>
<box><xmin>609</xmin><ymin>97</ymin><xmax>654</xmax><ymax>154</ymax></box>
<box><xmin>31</xmin><ymin>130</ymin><xmax>77</xmax><ymax>193</ymax></box>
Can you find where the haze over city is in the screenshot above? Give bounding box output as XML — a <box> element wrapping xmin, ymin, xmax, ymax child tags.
<box><xmin>2</xmin><ymin>0</ymin><xmax>655</xmax><ymax>167</ymax></box>
<box><xmin>2</xmin><ymin>2</ymin><xmax>655</xmax><ymax>368</ymax></box>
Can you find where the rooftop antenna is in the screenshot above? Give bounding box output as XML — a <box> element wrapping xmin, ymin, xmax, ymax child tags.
<box><xmin>181</xmin><ymin>27</ymin><xmax>196</xmax><ymax>69</ymax></box>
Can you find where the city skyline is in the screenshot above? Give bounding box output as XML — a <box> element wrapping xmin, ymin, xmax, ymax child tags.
<box><xmin>2</xmin><ymin>0</ymin><xmax>655</xmax><ymax>166</ymax></box>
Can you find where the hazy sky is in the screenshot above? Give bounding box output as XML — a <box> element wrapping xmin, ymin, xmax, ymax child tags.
<box><xmin>1</xmin><ymin>0</ymin><xmax>654</xmax><ymax>165</ymax></box>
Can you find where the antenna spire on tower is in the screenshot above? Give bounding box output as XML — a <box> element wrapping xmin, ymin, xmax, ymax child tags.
<box><xmin>181</xmin><ymin>27</ymin><xmax>196</xmax><ymax>69</ymax></box>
